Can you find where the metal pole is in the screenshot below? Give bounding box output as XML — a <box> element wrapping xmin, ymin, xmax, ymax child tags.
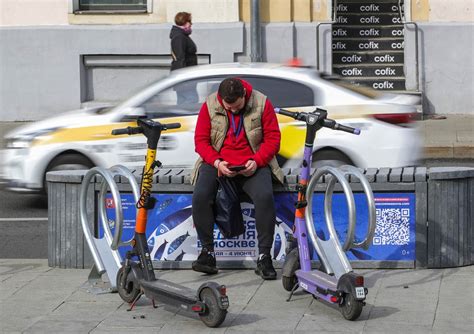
<box><xmin>250</xmin><ymin>0</ymin><xmax>262</xmax><ymax>62</ymax></box>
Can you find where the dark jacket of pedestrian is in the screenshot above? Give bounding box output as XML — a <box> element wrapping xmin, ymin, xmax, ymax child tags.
<box><xmin>170</xmin><ymin>12</ymin><xmax>197</xmax><ymax>71</ymax></box>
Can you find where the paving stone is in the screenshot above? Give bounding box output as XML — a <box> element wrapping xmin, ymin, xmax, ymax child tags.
<box><xmin>432</xmin><ymin>321</ymin><xmax>474</xmax><ymax>333</ymax></box>
<box><xmin>0</xmin><ymin>300</ymin><xmax>61</xmax><ymax>332</ymax></box>
<box><xmin>296</xmin><ymin>312</ymin><xmax>368</xmax><ymax>332</ymax></box>
<box><xmin>23</xmin><ymin>319</ymin><xmax>99</xmax><ymax>333</ymax></box>
<box><xmin>92</xmin><ymin>326</ymin><xmax>161</xmax><ymax>334</ymax></box>
<box><xmin>100</xmin><ymin>303</ymin><xmax>175</xmax><ymax>328</ymax></box>
<box><xmin>159</xmin><ymin>320</ymin><xmax>227</xmax><ymax>333</ymax></box>
<box><xmin>363</xmin><ymin>322</ymin><xmax>433</xmax><ymax>333</ymax></box>
<box><xmin>51</xmin><ymin>301</ymin><xmax>120</xmax><ymax>321</ymax></box>
<box><xmin>367</xmin><ymin>308</ymin><xmax>434</xmax><ymax>326</ymax></box>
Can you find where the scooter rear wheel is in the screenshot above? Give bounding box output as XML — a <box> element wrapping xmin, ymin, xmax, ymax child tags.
<box><xmin>199</xmin><ymin>288</ymin><xmax>227</xmax><ymax>328</ymax></box>
<box><xmin>116</xmin><ymin>267</ymin><xmax>141</xmax><ymax>303</ymax></box>
<box><xmin>339</xmin><ymin>292</ymin><xmax>363</xmax><ymax>320</ymax></box>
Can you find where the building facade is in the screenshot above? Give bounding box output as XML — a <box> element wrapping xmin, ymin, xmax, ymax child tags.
<box><xmin>0</xmin><ymin>0</ymin><xmax>472</xmax><ymax>121</ymax></box>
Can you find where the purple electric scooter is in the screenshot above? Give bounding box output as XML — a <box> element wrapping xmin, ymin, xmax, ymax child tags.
<box><xmin>276</xmin><ymin>107</ymin><xmax>376</xmax><ymax>321</ymax></box>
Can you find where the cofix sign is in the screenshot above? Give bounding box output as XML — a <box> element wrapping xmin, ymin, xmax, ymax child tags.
<box><xmin>333</xmin><ymin>52</ymin><xmax>404</xmax><ymax>65</ymax></box>
<box><xmin>332</xmin><ymin>39</ymin><xmax>404</xmax><ymax>51</ymax></box>
<box><xmin>332</xmin><ymin>26</ymin><xmax>404</xmax><ymax>38</ymax></box>
<box><xmin>335</xmin><ymin>14</ymin><xmax>403</xmax><ymax>25</ymax></box>
<box><xmin>348</xmin><ymin>79</ymin><xmax>406</xmax><ymax>91</ymax></box>
<box><xmin>335</xmin><ymin>2</ymin><xmax>402</xmax><ymax>14</ymax></box>
<box><xmin>333</xmin><ymin>65</ymin><xmax>404</xmax><ymax>77</ymax></box>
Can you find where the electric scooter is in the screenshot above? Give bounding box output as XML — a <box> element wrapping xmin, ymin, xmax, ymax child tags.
<box><xmin>275</xmin><ymin>107</ymin><xmax>376</xmax><ymax>320</ymax></box>
<box><xmin>111</xmin><ymin>118</ymin><xmax>229</xmax><ymax>328</ymax></box>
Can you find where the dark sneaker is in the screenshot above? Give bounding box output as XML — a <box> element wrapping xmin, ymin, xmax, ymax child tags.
<box><xmin>192</xmin><ymin>249</ymin><xmax>218</xmax><ymax>275</ymax></box>
<box><xmin>255</xmin><ymin>254</ymin><xmax>277</xmax><ymax>280</ymax></box>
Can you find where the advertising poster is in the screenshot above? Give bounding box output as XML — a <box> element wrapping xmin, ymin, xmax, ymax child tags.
<box><xmin>103</xmin><ymin>192</ymin><xmax>415</xmax><ymax>262</ymax></box>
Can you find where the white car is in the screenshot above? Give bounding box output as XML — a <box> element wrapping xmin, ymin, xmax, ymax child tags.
<box><xmin>1</xmin><ymin>63</ymin><xmax>421</xmax><ymax>193</ymax></box>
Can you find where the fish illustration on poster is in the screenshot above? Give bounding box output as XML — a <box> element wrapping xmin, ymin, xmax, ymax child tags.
<box><xmin>150</xmin><ymin>195</ymin><xmax>192</xmax><ymax>230</ymax></box>
<box><xmin>153</xmin><ymin>239</ymin><xmax>168</xmax><ymax>260</ymax></box>
<box><xmin>154</xmin><ymin>207</ymin><xmax>192</xmax><ymax>235</ymax></box>
<box><xmin>148</xmin><ymin>208</ymin><xmax>197</xmax><ymax>261</ymax></box>
<box><xmin>167</xmin><ymin>232</ymin><xmax>190</xmax><ymax>254</ymax></box>
<box><xmin>271</xmin><ymin>220</ymin><xmax>293</xmax><ymax>260</ymax></box>
<box><xmin>174</xmin><ymin>250</ymin><xmax>186</xmax><ymax>261</ymax></box>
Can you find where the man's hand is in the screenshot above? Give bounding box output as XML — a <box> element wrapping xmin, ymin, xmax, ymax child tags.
<box><xmin>215</xmin><ymin>160</ymin><xmax>237</xmax><ymax>177</ymax></box>
<box><xmin>240</xmin><ymin>159</ymin><xmax>257</xmax><ymax>177</ymax></box>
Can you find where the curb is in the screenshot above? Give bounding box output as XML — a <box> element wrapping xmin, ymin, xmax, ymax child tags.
<box><xmin>423</xmin><ymin>145</ymin><xmax>474</xmax><ymax>159</ymax></box>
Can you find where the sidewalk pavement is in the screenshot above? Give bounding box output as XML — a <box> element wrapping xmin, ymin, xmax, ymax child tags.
<box><xmin>0</xmin><ymin>115</ymin><xmax>473</xmax><ymax>160</ymax></box>
<box><xmin>1</xmin><ymin>259</ymin><xmax>472</xmax><ymax>333</ymax></box>
<box><xmin>420</xmin><ymin>115</ymin><xmax>474</xmax><ymax>160</ymax></box>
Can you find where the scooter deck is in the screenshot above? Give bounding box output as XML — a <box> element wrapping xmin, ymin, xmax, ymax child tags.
<box><xmin>296</xmin><ymin>269</ymin><xmax>338</xmax><ymax>302</ymax></box>
<box><xmin>140</xmin><ymin>278</ymin><xmax>198</xmax><ymax>305</ymax></box>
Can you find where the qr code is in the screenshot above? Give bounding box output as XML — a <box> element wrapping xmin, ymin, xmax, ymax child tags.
<box><xmin>373</xmin><ymin>208</ymin><xmax>410</xmax><ymax>245</ymax></box>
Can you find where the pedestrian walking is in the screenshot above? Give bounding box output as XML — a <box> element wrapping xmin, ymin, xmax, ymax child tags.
<box><xmin>170</xmin><ymin>11</ymin><xmax>198</xmax><ymax>105</ymax></box>
<box><xmin>170</xmin><ymin>11</ymin><xmax>197</xmax><ymax>71</ymax></box>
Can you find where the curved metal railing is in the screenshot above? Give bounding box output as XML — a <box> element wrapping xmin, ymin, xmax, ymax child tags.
<box><xmin>80</xmin><ymin>165</ymin><xmax>139</xmax><ymax>287</ymax></box>
<box><xmin>97</xmin><ymin>165</ymin><xmax>140</xmax><ymax>250</ymax></box>
<box><xmin>304</xmin><ymin>165</ymin><xmax>376</xmax><ymax>278</ymax></box>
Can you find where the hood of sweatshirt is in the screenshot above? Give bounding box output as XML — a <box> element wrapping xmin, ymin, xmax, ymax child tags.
<box><xmin>170</xmin><ymin>25</ymin><xmax>186</xmax><ymax>39</ymax></box>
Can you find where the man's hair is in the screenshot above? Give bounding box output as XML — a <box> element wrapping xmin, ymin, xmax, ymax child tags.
<box><xmin>218</xmin><ymin>78</ymin><xmax>245</xmax><ymax>103</ymax></box>
<box><xmin>174</xmin><ymin>12</ymin><xmax>192</xmax><ymax>26</ymax></box>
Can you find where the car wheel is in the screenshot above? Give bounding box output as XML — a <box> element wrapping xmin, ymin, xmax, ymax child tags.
<box><xmin>311</xmin><ymin>149</ymin><xmax>353</xmax><ymax>169</ymax></box>
<box><xmin>43</xmin><ymin>153</ymin><xmax>94</xmax><ymax>194</ymax></box>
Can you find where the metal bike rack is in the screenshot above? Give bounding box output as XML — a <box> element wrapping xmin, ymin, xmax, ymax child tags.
<box><xmin>305</xmin><ymin>165</ymin><xmax>376</xmax><ymax>279</ymax></box>
<box><xmin>80</xmin><ymin>165</ymin><xmax>140</xmax><ymax>292</ymax></box>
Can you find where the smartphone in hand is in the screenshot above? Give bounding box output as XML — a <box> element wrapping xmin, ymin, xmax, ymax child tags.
<box><xmin>228</xmin><ymin>165</ymin><xmax>246</xmax><ymax>172</ymax></box>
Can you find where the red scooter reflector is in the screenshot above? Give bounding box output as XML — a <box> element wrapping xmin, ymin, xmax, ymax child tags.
<box><xmin>355</xmin><ymin>276</ymin><xmax>364</xmax><ymax>286</ymax></box>
<box><xmin>192</xmin><ymin>305</ymin><xmax>203</xmax><ymax>312</ymax></box>
<box><xmin>219</xmin><ymin>285</ymin><xmax>227</xmax><ymax>296</ymax></box>
<box><xmin>330</xmin><ymin>296</ymin><xmax>339</xmax><ymax>303</ymax></box>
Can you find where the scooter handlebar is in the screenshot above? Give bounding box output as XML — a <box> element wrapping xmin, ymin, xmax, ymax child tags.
<box><xmin>274</xmin><ymin>107</ymin><xmax>296</xmax><ymax>118</ymax></box>
<box><xmin>112</xmin><ymin>122</ymin><xmax>181</xmax><ymax>136</ymax></box>
<box><xmin>322</xmin><ymin>119</ymin><xmax>361</xmax><ymax>135</ymax></box>
<box><xmin>275</xmin><ymin>107</ymin><xmax>361</xmax><ymax>135</ymax></box>
<box><xmin>111</xmin><ymin>126</ymin><xmax>143</xmax><ymax>136</ymax></box>
<box><xmin>334</xmin><ymin>123</ymin><xmax>361</xmax><ymax>135</ymax></box>
<box><xmin>162</xmin><ymin>122</ymin><xmax>181</xmax><ymax>130</ymax></box>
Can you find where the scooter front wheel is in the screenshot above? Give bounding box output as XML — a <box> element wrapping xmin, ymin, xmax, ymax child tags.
<box><xmin>199</xmin><ymin>288</ymin><xmax>227</xmax><ymax>327</ymax></box>
<box><xmin>116</xmin><ymin>267</ymin><xmax>141</xmax><ymax>303</ymax></box>
<box><xmin>339</xmin><ymin>292</ymin><xmax>363</xmax><ymax>320</ymax></box>
<box><xmin>282</xmin><ymin>248</ymin><xmax>300</xmax><ymax>291</ymax></box>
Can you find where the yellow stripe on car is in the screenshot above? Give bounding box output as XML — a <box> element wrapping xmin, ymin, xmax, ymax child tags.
<box><xmin>32</xmin><ymin>116</ymin><xmax>194</xmax><ymax>146</ymax></box>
